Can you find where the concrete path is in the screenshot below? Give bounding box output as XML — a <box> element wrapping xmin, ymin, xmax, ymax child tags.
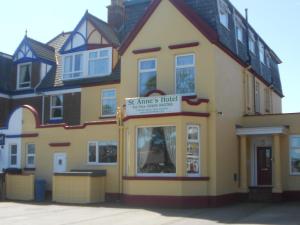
<box><xmin>0</xmin><ymin>201</ymin><xmax>299</xmax><ymax>225</ymax></box>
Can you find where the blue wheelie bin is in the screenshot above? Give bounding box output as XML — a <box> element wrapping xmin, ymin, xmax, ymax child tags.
<box><xmin>35</xmin><ymin>179</ymin><xmax>46</xmax><ymax>201</ymax></box>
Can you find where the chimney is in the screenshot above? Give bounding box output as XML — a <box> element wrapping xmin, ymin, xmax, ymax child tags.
<box><xmin>107</xmin><ymin>0</ymin><xmax>124</xmax><ymax>31</ymax></box>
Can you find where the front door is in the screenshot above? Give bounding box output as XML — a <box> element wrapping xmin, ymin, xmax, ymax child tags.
<box><xmin>53</xmin><ymin>153</ymin><xmax>67</xmax><ymax>173</ymax></box>
<box><xmin>257</xmin><ymin>147</ymin><xmax>272</xmax><ymax>186</ymax></box>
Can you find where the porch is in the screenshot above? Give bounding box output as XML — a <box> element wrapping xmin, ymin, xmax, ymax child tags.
<box><xmin>236</xmin><ymin>126</ymin><xmax>288</xmax><ymax>201</ymax></box>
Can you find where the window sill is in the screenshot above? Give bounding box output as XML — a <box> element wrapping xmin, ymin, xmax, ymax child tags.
<box><xmin>23</xmin><ymin>167</ymin><xmax>36</xmax><ymax>171</ymax></box>
<box><xmin>48</xmin><ymin>119</ymin><xmax>64</xmax><ymax>124</ymax></box>
<box><xmin>99</xmin><ymin>116</ymin><xmax>116</xmax><ymax>120</ymax></box>
<box><xmin>123</xmin><ymin>176</ymin><xmax>209</xmax><ymax>181</ymax></box>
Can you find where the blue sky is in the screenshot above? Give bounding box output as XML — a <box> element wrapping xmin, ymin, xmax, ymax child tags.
<box><xmin>1</xmin><ymin>0</ymin><xmax>299</xmax><ymax>113</ymax></box>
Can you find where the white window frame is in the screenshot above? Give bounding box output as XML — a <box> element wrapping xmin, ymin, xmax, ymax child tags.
<box><xmin>218</xmin><ymin>0</ymin><xmax>231</xmax><ymax>29</ymax></box>
<box><xmin>249</xmin><ymin>31</ymin><xmax>256</xmax><ymax>54</ymax></box>
<box><xmin>258</xmin><ymin>41</ymin><xmax>265</xmax><ymax>64</ymax></box>
<box><xmin>175</xmin><ymin>53</ymin><xmax>196</xmax><ymax>96</ymax></box>
<box><xmin>136</xmin><ymin>125</ymin><xmax>177</xmax><ymax>177</ymax></box>
<box><xmin>289</xmin><ymin>135</ymin><xmax>300</xmax><ymax>175</ymax></box>
<box><xmin>50</xmin><ymin>95</ymin><xmax>63</xmax><ymax>120</ymax></box>
<box><xmin>186</xmin><ymin>125</ymin><xmax>201</xmax><ymax>177</ymax></box>
<box><xmin>9</xmin><ymin>144</ymin><xmax>18</xmax><ymax>167</ymax></box>
<box><xmin>138</xmin><ymin>58</ymin><xmax>157</xmax><ymax>97</ymax></box>
<box><xmin>87</xmin><ymin>141</ymin><xmax>118</xmax><ymax>166</ymax></box>
<box><xmin>17</xmin><ymin>62</ymin><xmax>32</xmax><ymax>90</ymax></box>
<box><xmin>88</xmin><ymin>48</ymin><xmax>112</xmax><ymax>77</ymax></box>
<box><xmin>62</xmin><ymin>47</ymin><xmax>112</xmax><ymax>81</ymax></box>
<box><xmin>101</xmin><ymin>89</ymin><xmax>117</xmax><ymax>117</ymax></box>
<box><xmin>26</xmin><ymin>143</ymin><xmax>36</xmax><ymax>168</ymax></box>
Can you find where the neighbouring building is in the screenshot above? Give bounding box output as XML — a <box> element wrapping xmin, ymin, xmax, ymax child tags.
<box><xmin>0</xmin><ymin>0</ymin><xmax>299</xmax><ymax>207</ymax></box>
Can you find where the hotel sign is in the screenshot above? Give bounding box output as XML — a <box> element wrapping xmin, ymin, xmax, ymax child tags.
<box><xmin>0</xmin><ymin>134</ymin><xmax>5</xmax><ymax>146</ymax></box>
<box><xmin>126</xmin><ymin>95</ymin><xmax>181</xmax><ymax>116</ymax></box>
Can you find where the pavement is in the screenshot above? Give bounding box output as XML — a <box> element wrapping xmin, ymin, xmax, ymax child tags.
<box><xmin>0</xmin><ymin>201</ymin><xmax>299</xmax><ymax>225</ymax></box>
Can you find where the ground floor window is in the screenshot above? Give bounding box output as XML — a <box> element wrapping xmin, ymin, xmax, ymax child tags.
<box><xmin>9</xmin><ymin>144</ymin><xmax>18</xmax><ymax>166</ymax></box>
<box><xmin>137</xmin><ymin>126</ymin><xmax>176</xmax><ymax>175</ymax></box>
<box><xmin>26</xmin><ymin>144</ymin><xmax>35</xmax><ymax>168</ymax></box>
<box><xmin>88</xmin><ymin>141</ymin><xmax>117</xmax><ymax>164</ymax></box>
<box><xmin>290</xmin><ymin>136</ymin><xmax>300</xmax><ymax>174</ymax></box>
<box><xmin>186</xmin><ymin>125</ymin><xmax>200</xmax><ymax>175</ymax></box>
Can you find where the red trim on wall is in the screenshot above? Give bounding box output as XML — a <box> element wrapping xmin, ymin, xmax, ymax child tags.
<box><xmin>123</xmin><ymin>112</ymin><xmax>209</xmax><ymax>122</ymax></box>
<box><xmin>119</xmin><ymin>0</ymin><xmax>162</xmax><ymax>55</ymax></box>
<box><xmin>133</xmin><ymin>47</ymin><xmax>161</xmax><ymax>54</ymax></box>
<box><xmin>145</xmin><ymin>89</ymin><xmax>166</xmax><ymax>97</ymax></box>
<box><xmin>122</xmin><ymin>193</ymin><xmax>239</xmax><ymax>208</ymax></box>
<box><xmin>20</xmin><ymin>133</ymin><xmax>39</xmax><ymax>138</ymax></box>
<box><xmin>49</xmin><ymin>142</ymin><xmax>71</xmax><ymax>147</ymax></box>
<box><xmin>169</xmin><ymin>42</ymin><xmax>199</xmax><ymax>50</ymax></box>
<box><xmin>123</xmin><ymin>176</ymin><xmax>209</xmax><ymax>181</ymax></box>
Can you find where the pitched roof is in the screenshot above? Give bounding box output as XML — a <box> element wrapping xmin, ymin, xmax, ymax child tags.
<box><xmin>87</xmin><ymin>13</ymin><xmax>120</xmax><ymax>47</ymax></box>
<box><xmin>26</xmin><ymin>37</ymin><xmax>55</xmax><ymax>63</ymax></box>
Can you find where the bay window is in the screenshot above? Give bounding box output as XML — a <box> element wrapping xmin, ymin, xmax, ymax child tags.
<box><xmin>137</xmin><ymin>126</ymin><xmax>176</xmax><ymax>175</ymax></box>
<box><xmin>26</xmin><ymin>144</ymin><xmax>35</xmax><ymax>168</ymax></box>
<box><xmin>290</xmin><ymin>136</ymin><xmax>300</xmax><ymax>175</ymax></box>
<box><xmin>175</xmin><ymin>54</ymin><xmax>195</xmax><ymax>95</ymax></box>
<box><xmin>88</xmin><ymin>141</ymin><xmax>117</xmax><ymax>164</ymax></box>
<box><xmin>63</xmin><ymin>53</ymin><xmax>83</xmax><ymax>79</ymax></box>
<box><xmin>9</xmin><ymin>144</ymin><xmax>18</xmax><ymax>167</ymax></box>
<box><xmin>138</xmin><ymin>59</ymin><xmax>157</xmax><ymax>96</ymax></box>
<box><xmin>50</xmin><ymin>95</ymin><xmax>63</xmax><ymax>120</ymax></box>
<box><xmin>186</xmin><ymin>125</ymin><xmax>200</xmax><ymax>176</ymax></box>
<box><xmin>17</xmin><ymin>63</ymin><xmax>31</xmax><ymax>89</ymax></box>
<box><xmin>101</xmin><ymin>89</ymin><xmax>117</xmax><ymax>117</ymax></box>
<box><xmin>88</xmin><ymin>48</ymin><xmax>111</xmax><ymax>76</ymax></box>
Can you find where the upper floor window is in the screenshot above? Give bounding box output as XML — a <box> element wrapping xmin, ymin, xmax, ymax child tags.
<box><xmin>63</xmin><ymin>53</ymin><xmax>83</xmax><ymax>79</ymax></box>
<box><xmin>218</xmin><ymin>0</ymin><xmax>230</xmax><ymax>29</ymax></box>
<box><xmin>17</xmin><ymin>63</ymin><xmax>31</xmax><ymax>89</ymax></box>
<box><xmin>101</xmin><ymin>89</ymin><xmax>117</xmax><ymax>117</ymax></box>
<box><xmin>255</xmin><ymin>81</ymin><xmax>260</xmax><ymax>113</ymax></box>
<box><xmin>258</xmin><ymin>41</ymin><xmax>265</xmax><ymax>64</ymax></box>
<box><xmin>26</xmin><ymin>144</ymin><xmax>36</xmax><ymax>168</ymax></box>
<box><xmin>290</xmin><ymin>136</ymin><xmax>300</xmax><ymax>175</ymax></box>
<box><xmin>62</xmin><ymin>47</ymin><xmax>112</xmax><ymax>80</ymax></box>
<box><xmin>88</xmin><ymin>48</ymin><xmax>111</xmax><ymax>76</ymax></box>
<box><xmin>249</xmin><ymin>31</ymin><xmax>256</xmax><ymax>54</ymax></box>
<box><xmin>175</xmin><ymin>54</ymin><xmax>195</xmax><ymax>96</ymax></box>
<box><xmin>264</xmin><ymin>88</ymin><xmax>272</xmax><ymax>113</ymax></box>
<box><xmin>266</xmin><ymin>51</ymin><xmax>271</xmax><ymax>68</ymax></box>
<box><xmin>138</xmin><ymin>59</ymin><xmax>157</xmax><ymax>96</ymax></box>
<box><xmin>50</xmin><ymin>95</ymin><xmax>63</xmax><ymax>120</ymax></box>
<box><xmin>235</xmin><ymin>18</ymin><xmax>244</xmax><ymax>43</ymax></box>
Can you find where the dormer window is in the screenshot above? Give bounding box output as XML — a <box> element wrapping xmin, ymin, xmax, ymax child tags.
<box><xmin>235</xmin><ymin>17</ymin><xmax>244</xmax><ymax>43</ymax></box>
<box><xmin>62</xmin><ymin>47</ymin><xmax>112</xmax><ymax>80</ymax></box>
<box><xmin>249</xmin><ymin>31</ymin><xmax>256</xmax><ymax>54</ymax></box>
<box><xmin>218</xmin><ymin>0</ymin><xmax>231</xmax><ymax>29</ymax></box>
<box><xmin>63</xmin><ymin>53</ymin><xmax>83</xmax><ymax>79</ymax></box>
<box><xmin>258</xmin><ymin>41</ymin><xmax>265</xmax><ymax>64</ymax></box>
<box><xmin>17</xmin><ymin>63</ymin><xmax>31</xmax><ymax>90</ymax></box>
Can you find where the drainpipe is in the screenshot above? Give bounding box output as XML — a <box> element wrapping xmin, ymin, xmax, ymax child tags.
<box><xmin>116</xmin><ymin>106</ymin><xmax>124</xmax><ymax>200</ymax></box>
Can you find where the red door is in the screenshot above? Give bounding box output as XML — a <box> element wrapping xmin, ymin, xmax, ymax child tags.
<box><xmin>257</xmin><ymin>147</ymin><xmax>272</xmax><ymax>186</ymax></box>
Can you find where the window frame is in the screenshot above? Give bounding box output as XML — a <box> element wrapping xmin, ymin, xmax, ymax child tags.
<box><xmin>218</xmin><ymin>0</ymin><xmax>231</xmax><ymax>29</ymax></box>
<box><xmin>136</xmin><ymin>125</ymin><xmax>177</xmax><ymax>177</ymax></box>
<box><xmin>88</xmin><ymin>48</ymin><xmax>112</xmax><ymax>77</ymax></box>
<box><xmin>26</xmin><ymin>143</ymin><xmax>36</xmax><ymax>168</ymax></box>
<box><xmin>258</xmin><ymin>41</ymin><xmax>265</xmax><ymax>64</ymax></box>
<box><xmin>50</xmin><ymin>95</ymin><xmax>64</xmax><ymax>120</ymax></box>
<box><xmin>186</xmin><ymin>125</ymin><xmax>201</xmax><ymax>177</ymax></box>
<box><xmin>9</xmin><ymin>144</ymin><xmax>18</xmax><ymax>167</ymax></box>
<box><xmin>62</xmin><ymin>47</ymin><xmax>113</xmax><ymax>81</ymax></box>
<box><xmin>138</xmin><ymin>58</ymin><xmax>157</xmax><ymax>97</ymax></box>
<box><xmin>249</xmin><ymin>31</ymin><xmax>256</xmax><ymax>54</ymax></box>
<box><xmin>235</xmin><ymin>17</ymin><xmax>245</xmax><ymax>44</ymax></box>
<box><xmin>175</xmin><ymin>53</ymin><xmax>196</xmax><ymax>96</ymax></box>
<box><xmin>101</xmin><ymin>88</ymin><xmax>117</xmax><ymax>118</ymax></box>
<box><xmin>17</xmin><ymin>62</ymin><xmax>32</xmax><ymax>90</ymax></box>
<box><xmin>87</xmin><ymin>141</ymin><xmax>118</xmax><ymax>166</ymax></box>
<box><xmin>255</xmin><ymin>81</ymin><xmax>261</xmax><ymax>113</ymax></box>
<box><xmin>289</xmin><ymin>135</ymin><xmax>300</xmax><ymax>176</ymax></box>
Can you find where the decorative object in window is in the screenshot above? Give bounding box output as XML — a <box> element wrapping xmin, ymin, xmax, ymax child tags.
<box><xmin>101</xmin><ymin>89</ymin><xmax>117</xmax><ymax>117</ymax></box>
<box><xmin>88</xmin><ymin>141</ymin><xmax>117</xmax><ymax>164</ymax></box>
<box><xmin>187</xmin><ymin>125</ymin><xmax>200</xmax><ymax>175</ymax></box>
<box><xmin>18</xmin><ymin>63</ymin><xmax>31</xmax><ymax>89</ymax></box>
<box><xmin>137</xmin><ymin>126</ymin><xmax>176</xmax><ymax>175</ymax></box>
<box><xmin>50</xmin><ymin>95</ymin><xmax>63</xmax><ymax>120</ymax></box>
<box><xmin>290</xmin><ymin>136</ymin><xmax>300</xmax><ymax>175</ymax></box>
<box><xmin>138</xmin><ymin>59</ymin><xmax>157</xmax><ymax>96</ymax></box>
<box><xmin>175</xmin><ymin>54</ymin><xmax>195</xmax><ymax>96</ymax></box>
